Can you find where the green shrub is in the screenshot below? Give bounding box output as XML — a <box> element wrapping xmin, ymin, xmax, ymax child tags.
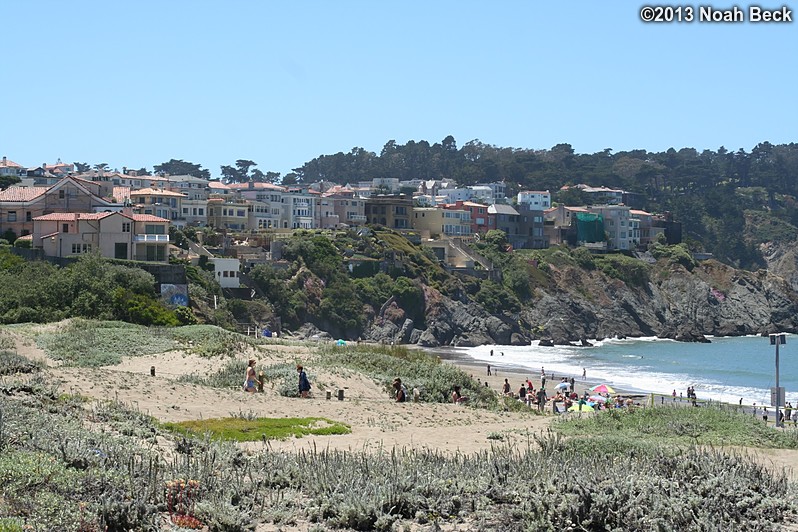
<box><xmin>34</xmin><ymin>320</ymin><xmax>175</xmax><ymax>366</ymax></box>
<box><xmin>593</xmin><ymin>254</ymin><xmax>651</xmax><ymax>288</ymax></box>
<box><xmin>651</xmin><ymin>242</ymin><xmax>697</xmax><ymax>270</ymax></box>
<box><xmin>0</xmin><ymin>351</ymin><xmax>41</xmax><ymax>375</ymax></box>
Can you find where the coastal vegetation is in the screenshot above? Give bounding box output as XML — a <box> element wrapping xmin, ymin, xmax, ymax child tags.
<box><xmin>162</xmin><ymin>416</ymin><xmax>352</xmax><ymax>441</ymax></box>
<box><xmin>553</xmin><ymin>403</ymin><xmax>798</xmax><ymax>449</ymax></box>
<box><xmin>25</xmin><ymin>319</ymin><xmax>262</xmax><ymax>367</ymax></box>
<box><xmin>1</xmin><ymin>364</ymin><xmax>796</xmax><ymax>530</ymax></box>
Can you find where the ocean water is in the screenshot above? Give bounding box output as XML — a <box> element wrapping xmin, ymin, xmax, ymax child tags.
<box><xmin>461</xmin><ymin>335</ymin><xmax>798</xmax><ymax>406</ymax></box>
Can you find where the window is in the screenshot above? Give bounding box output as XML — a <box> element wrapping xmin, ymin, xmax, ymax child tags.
<box><xmin>59</xmin><ymin>190</ymin><xmax>65</xmax><ymax>199</ymax></box>
<box><xmin>145</xmin><ymin>224</ymin><xmax>165</xmax><ymax>234</ymax></box>
<box><xmin>62</xmin><ymin>223</ymin><xmax>69</xmax><ymax>233</ymax></box>
<box><xmin>7</xmin><ymin>211</ymin><xmax>16</xmax><ymax>222</ymax></box>
<box><xmin>71</xmin><ymin>243</ymin><xmax>92</xmax><ymax>254</ymax></box>
<box><xmin>26</xmin><ymin>212</ymin><xmax>32</xmax><ymax>222</ymax></box>
<box><xmin>122</xmin><ymin>222</ymin><xmax>131</xmax><ymax>233</ymax></box>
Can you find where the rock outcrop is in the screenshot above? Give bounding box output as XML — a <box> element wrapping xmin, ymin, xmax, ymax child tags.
<box><xmin>362</xmin><ymin>252</ymin><xmax>798</xmax><ymax>347</ymax></box>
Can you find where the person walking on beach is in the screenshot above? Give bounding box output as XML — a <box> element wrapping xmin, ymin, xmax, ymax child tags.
<box><xmin>582</xmin><ymin>367</ymin><xmax>586</xmax><ymax>380</ymax></box>
<box><xmin>487</xmin><ymin>364</ymin><xmax>491</xmax><ymax>376</ymax></box>
<box><xmin>672</xmin><ymin>389</ymin><xmax>677</xmax><ymax>402</ymax></box>
<box><xmin>297</xmin><ymin>365</ymin><xmax>311</xmax><ymax>398</ymax></box>
<box><xmin>503</xmin><ymin>378</ymin><xmax>511</xmax><ymax>396</ymax></box>
<box><xmin>243</xmin><ymin>359</ymin><xmax>260</xmax><ymax>393</ymax></box>
<box><xmin>536</xmin><ymin>387</ymin><xmax>547</xmax><ymax>412</ymax></box>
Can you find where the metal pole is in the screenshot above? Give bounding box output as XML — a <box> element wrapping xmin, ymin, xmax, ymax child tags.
<box><xmin>776</xmin><ymin>338</ymin><xmax>781</xmax><ymax>428</ymax></box>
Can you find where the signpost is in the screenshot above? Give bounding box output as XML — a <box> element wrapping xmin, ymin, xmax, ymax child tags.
<box><xmin>770</xmin><ymin>333</ymin><xmax>787</xmax><ymax>427</ymax></box>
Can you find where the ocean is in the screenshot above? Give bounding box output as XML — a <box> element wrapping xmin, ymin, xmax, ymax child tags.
<box><xmin>460</xmin><ymin>335</ymin><xmax>797</xmax><ymax>406</ymax></box>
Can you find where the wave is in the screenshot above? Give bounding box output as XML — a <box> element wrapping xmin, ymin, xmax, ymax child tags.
<box><xmin>462</xmin><ymin>338</ymin><xmax>794</xmax><ymax>406</ymax></box>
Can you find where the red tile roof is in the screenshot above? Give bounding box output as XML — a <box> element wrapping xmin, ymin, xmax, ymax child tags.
<box><xmin>0</xmin><ymin>187</ymin><xmax>48</xmax><ymax>202</ymax></box>
<box><xmin>130</xmin><ymin>214</ymin><xmax>170</xmax><ymax>222</ymax></box>
<box><xmin>130</xmin><ymin>188</ymin><xmax>186</xmax><ymax>197</ymax></box>
<box><xmin>0</xmin><ymin>158</ymin><xmax>22</xmax><ymax>168</ymax></box>
<box><xmin>113</xmin><ymin>186</ymin><xmax>131</xmax><ymax>202</ymax></box>
<box><xmin>33</xmin><ymin>212</ymin><xmax>116</xmax><ymax>221</ymax></box>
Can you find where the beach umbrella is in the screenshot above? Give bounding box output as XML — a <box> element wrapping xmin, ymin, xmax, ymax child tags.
<box><xmin>335</xmin><ymin>339</ymin><xmax>346</xmax><ymax>346</ymax></box>
<box><xmin>589</xmin><ymin>395</ymin><xmax>607</xmax><ymax>403</ymax></box>
<box><xmin>568</xmin><ymin>403</ymin><xmax>595</xmax><ymax>412</ymax></box>
<box><xmin>555</xmin><ymin>382</ymin><xmax>570</xmax><ymax>390</ymax></box>
<box><xmin>591</xmin><ymin>384</ymin><xmax>615</xmax><ymax>394</ymax></box>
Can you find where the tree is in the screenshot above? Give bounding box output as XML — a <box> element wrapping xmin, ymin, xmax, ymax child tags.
<box><xmin>73</xmin><ymin>162</ymin><xmax>91</xmax><ymax>173</ymax></box>
<box><xmin>94</xmin><ymin>163</ymin><xmax>109</xmax><ymax>171</ymax></box>
<box><xmin>282</xmin><ymin>172</ymin><xmax>298</xmax><ymax>185</ymax></box>
<box><xmin>235</xmin><ymin>160</ymin><xmax>257</xmax><ymax>180</ymax></box>
<box><xmin>153</xmin><ymin>159</ymin><xmax>211</xmax><ymax>179</ymax></box>
<box><xmin>0</xmin><ymin>175</ymin><xmax>21</xmax><ymax>190</ymax></box>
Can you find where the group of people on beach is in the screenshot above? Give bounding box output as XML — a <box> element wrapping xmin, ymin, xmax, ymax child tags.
<box><xmin>243</xmin><ymin>360</ymin><xmax>311</xmax><ymax>398</ymax></box>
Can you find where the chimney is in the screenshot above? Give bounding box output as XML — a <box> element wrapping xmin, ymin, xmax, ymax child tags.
<box><xmin>2</xmin><ymin>156</ymin><xmax>6</xmax><ymax>164</ymax></box>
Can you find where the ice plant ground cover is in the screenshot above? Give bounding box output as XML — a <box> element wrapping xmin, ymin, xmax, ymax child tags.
<box><xmin>1</xmin><ymin>346</ymin><xmax>798</xmax><ymax>530</ymax></box>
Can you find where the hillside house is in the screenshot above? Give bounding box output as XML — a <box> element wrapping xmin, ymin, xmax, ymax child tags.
<box><xmin>32</xmin><ymin>211</ymin><xmax>171</xmax><ymax>262</ymax></box>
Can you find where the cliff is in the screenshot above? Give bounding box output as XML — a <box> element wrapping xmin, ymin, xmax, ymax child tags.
<box><xmin>363</xmin><ymin>244</ymin><xmax>798</xmax><ymax>347</ymax></box>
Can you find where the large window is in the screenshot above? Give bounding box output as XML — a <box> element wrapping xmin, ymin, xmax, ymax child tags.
<box><xmin>145</xmin><ymin>224</ymin><xmax>165</xmax><ymax>234</ymax></box>
<box><xmin>7</xmin><ymin>211</ymin><xmax>16</xmax><ymax>222</ymax></box>
<box><xmin>122</xmin><ymin>222</ymin><xmax>131</xmax><ymax>233</ymax></box>
<box><xmin>71</xmin><ymin>243</ymin><xmax>92</xmax><ymax>254</ymax></box>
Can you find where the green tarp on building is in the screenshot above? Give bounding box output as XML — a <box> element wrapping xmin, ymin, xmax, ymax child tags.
<box><xmin>575</xmin><ymin>212</ymin><xmax>605</xmax><ymax>243</ymax></box>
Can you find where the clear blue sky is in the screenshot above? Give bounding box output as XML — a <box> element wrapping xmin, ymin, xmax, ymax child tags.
<box><xmin>3</xmin><ymin>1</ymin><xmax>796</xmax><ymax>178</ymax></box>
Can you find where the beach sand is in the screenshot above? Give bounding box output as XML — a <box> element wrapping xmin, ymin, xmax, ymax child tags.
<box><xmin>9</xmin><ymin>327</ymin><xmax>798</xmax><ymax>482</ymax></box>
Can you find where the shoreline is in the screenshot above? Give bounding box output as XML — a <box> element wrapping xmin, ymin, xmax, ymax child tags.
<box><xmin>425</xmin><ymin>345</ymin><xmax>646</xmax><ymax>401</ymax></box>
<box><xmin>426</xmin><ymin>346</ymin><xmax>785</xmax><ymax>419</ymax></box>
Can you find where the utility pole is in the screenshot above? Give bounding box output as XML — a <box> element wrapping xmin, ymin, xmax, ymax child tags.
<box><xmin>770</xmin><ymin>333</ymin><xmax>786</xmax><ymax>428</ymax></box>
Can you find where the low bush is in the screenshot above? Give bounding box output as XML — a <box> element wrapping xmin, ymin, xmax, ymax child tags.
<box><xmin>1</xmin><ymin>383</ymin><xmax>796</xmax><ymax>530</ymax></box>
<box><xmin>0</xmin><ymin>351</ymin><xmax>41</xmax><ymax>375</ymax></box>
<box><xmin>316</xmin><ymin>344</ymin><xmax>499</xmax><ymax>407</ymax></box>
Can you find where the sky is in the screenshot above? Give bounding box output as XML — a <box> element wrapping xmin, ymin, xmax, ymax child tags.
<box><xmin>3</xmin><ymin>1</ymin><xmax>796</xmax><ymax>178</ymax></box>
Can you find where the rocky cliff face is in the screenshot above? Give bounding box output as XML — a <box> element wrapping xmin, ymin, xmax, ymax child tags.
<box><xmin>363</xmin><ymin>251</ymin><xmax>798</xmax><ymax>347</ymax></box>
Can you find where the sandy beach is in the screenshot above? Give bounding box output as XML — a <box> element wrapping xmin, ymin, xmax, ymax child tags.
<box><xmin>11</xmin><ymin>331</ymin><xmax>560</xmax><ymax>455</ymax></box>
<box><xmin>6</xmin><ymin>325</ymin><xmax>789</xmax><ymax>474</ymax></box>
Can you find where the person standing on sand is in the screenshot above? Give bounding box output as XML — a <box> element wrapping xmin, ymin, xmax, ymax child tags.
<box><xmin>487</xmin><ymin>364</ymin><xmax>491</xmax><ymax>376</ymax></box>
<box><xmin>297</xmin><ymin>365</ymin><xmax>311</xmax><ymax>398</ymax></box>
<box><xmin>503</xmin><ymin>378</ymin><xmax>511</xmax><ymax>396</ymax></box>
<box><xmin>582</xmin><ymin>367</ymin><xmax>586</xmax><ymax>380</ymax></box>
<box><xmin>536</xmin><ymin>387</ymin><xmax>547</xmax><ymax>412</ymax></box>
<box><xmin>243</xmin><ymin>359</ymin><xmax>260</xmax><ymax>393</ymax></box>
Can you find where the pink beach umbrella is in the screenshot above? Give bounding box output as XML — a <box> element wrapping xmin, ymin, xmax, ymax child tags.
<box><xmin>589</xmin><ymin>395</ymin><xmax>607</xmax><ymax>403</ymax></box>
<box><xmin>590</xmin><ymin>384</ymin><xmax>616</xmax><ymax>394</ymax></box>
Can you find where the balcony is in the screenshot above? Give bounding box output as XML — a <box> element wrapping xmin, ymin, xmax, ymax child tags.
<box><xmin>347</xmin><ymin>214</ymin><xmax>367</xmax><ymax>222</ymax></box>
<box><xmin>134</xmin><ymin>234</ymin><xmax>170</xmax><ymax>243</ymax></box>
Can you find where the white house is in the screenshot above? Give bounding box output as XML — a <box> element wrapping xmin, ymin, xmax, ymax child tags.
<box><xmin>517</xmin><ymin>190</ymin><xmax>551</xmax><ymax>209</ymax></box>
<box><xmin>209</xmin><ymin>257</ymin><xmax>241</xmax><ymax>288</ymax></box>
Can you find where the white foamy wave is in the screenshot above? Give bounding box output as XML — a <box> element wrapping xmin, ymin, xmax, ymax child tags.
<box><xmin>463</xmin><ymin>341</ymin><xmax>783</xmax><ymax>406</ymax></box>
